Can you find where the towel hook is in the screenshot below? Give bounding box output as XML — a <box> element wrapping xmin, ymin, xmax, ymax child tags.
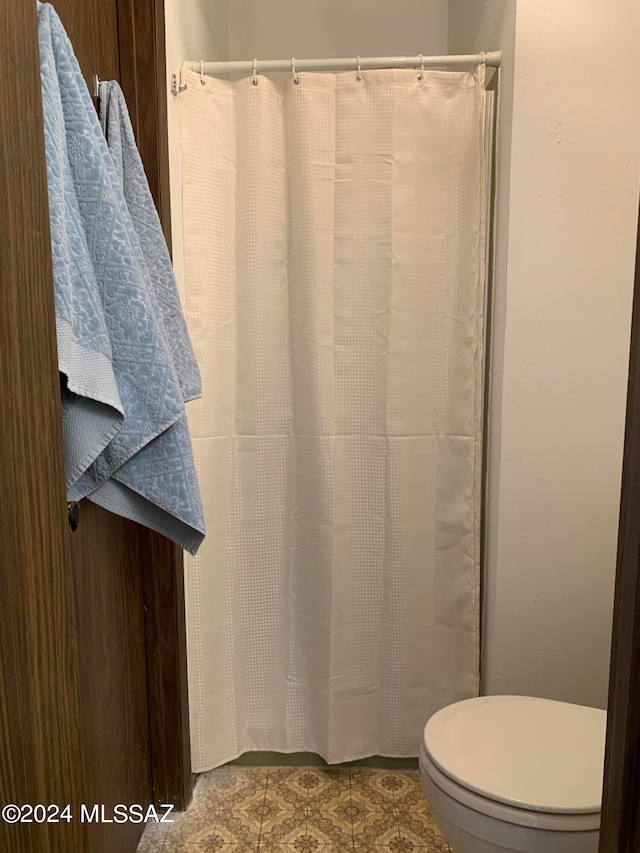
<box><xmin>67</xmin><ymin>501</ymin><xmax>80</xmax><ymax>533</ymax></box>
<box><xmin>252</xmin><ymin>57</ymin><xmax>259</xmax><ymax>86</ymax></box>
<box><xmin>417</xmin><ymin>54</ymin><xmax>424</xmax><ymax>82</ymax></box>
<box><xmin>356</xmin><ymin>55</ymin><xmax>362</xmax><ymax>82</ymax></box>
<box><xmin>200</xmin><ymin>59</ymin><xmax>206</xmax><ymax>85</ymax></box>
<box><xmin>291</xmin><ymin>57</ymin><xmax>299</xmax><ymax>85</ymax></box>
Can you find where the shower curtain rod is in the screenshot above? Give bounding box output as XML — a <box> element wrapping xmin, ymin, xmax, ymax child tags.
<box><xmin>178</xmin><ymin>50</ymin><xmax>501</xmax><ymax>79</ymax></box>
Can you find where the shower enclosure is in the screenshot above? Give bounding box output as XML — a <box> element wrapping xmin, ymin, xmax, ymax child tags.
<box><xmin>178</xmin><ymin>56</ymin><xmax>491</xmax><ymax>771</ymax></box>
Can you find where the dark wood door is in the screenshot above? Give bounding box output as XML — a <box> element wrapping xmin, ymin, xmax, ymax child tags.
<box><xmin>599</xmin><ymin>200</ymin><xmax>640</xmax><ymax>850</ymax></box>
<box><xmin>0</xmin><ymin>5</ymin><xmax>85</xmax><ymax>850</ymax></box>
<box><xmin>47</xmin><ymin>5</ymin><xmax>152</xmax><ymax>852</ymax></box>
<box><xmin>69</xmin><ymin>507</ymin><xmax>151</xmax><ymax>853</ymax></box>
<box><xmin>0</xmin><ymin>2</ymin><xmax>190</xmax><ymax>852</ymax></box>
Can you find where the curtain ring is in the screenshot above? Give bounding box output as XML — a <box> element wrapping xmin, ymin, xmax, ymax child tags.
<box><xmin>356</xmin><ymin>55</ymin><xmax>362</xmax><ymax>82</ymax></box>
<box><xmin>417</xmin><ymin>53</ymin><xmax>424</xmax><ymax>82</ymax></box>
<box><xmin>200</xmin><ymin>59</ymin><xmax>205</xmax><ymax>85</ymax></box>
<box><xmin>291</xmin><ymin>57</ymin><xmax>299</xmax><ymax>85</ymax></box>
<box><xmin>252</xmin><ymin>57</ymin><xmax>259</xmax><ymax>86</ymax></box>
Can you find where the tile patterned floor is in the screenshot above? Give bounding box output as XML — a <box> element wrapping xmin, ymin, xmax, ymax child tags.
<box><xmin>136</xmin><ymin>767</ymin><xmax>453</xmax><ymax>853</ymax></box>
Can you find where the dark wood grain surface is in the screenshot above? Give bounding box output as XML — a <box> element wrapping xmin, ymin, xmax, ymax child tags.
<box><xmin>53</xmin><ymin>0</ymin><xmax>192</xmax><ymax>818</ymax></box>
<box><xmin>117</xmin><ymin>0</ymin><xmax>173</xmax><ymax>246</ymax></box>
<box><xmin>0</xmin><ymin>1</ymin><xmax>190</xmax><ymax>848</ymax></box>
<box><xmin>141</xmin><ymin>533</ymin><xmax>193</xmax><ymax>806</ymax></box>
<box><xmin>0</xmin><ymin>2</ymin><xmax>86</xmax><ymax>851</ymax></box>
<box><xmin>600</xmin><ymin>201</ymin><xmax>640</xmax><ymax>852</ymax></box>
<box><xmin>46</xmin><ymin>3</ymin><xmax>154</xmax><ymax>851</ymax></box>
<box><xmin>55</xmin><ymin>0</ymin><xmax>120</xmax><ymax>91</ymax></box>
<box><xmin>117</xmin><ymin>0</ymin><xmax>192</xmax><ymax>808</ymax></box>
<box><xmin>70</xmin><ymin>502</ymin><xmax>151</xmax><ymax>853</ymax></box>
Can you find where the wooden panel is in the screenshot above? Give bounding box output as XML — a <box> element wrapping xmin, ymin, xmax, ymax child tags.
<box><xmin>600</xmin><ymin>201</ymin><xmax>640</xmax><ymax>852</ymax></box>
<box><xmin>49</xmin><ymin>0</ymin><xmax>151</xmax><ymax>853</ymax></box>
<box><xmin>39</xmin><ymin>1</ymin><xmax>153</xmax><ymax>849</ymax></box>
<box><xmin>55</xmin><ymin>0</ymin><xmax>192</xmax><ymax>814</ymax></box>
<box><xmin>0</xmin><ymin>4</ymin><xmax>190</xmax><ymax>852</ymax></box>
<box><xmin>118</xmin><ymin>0</ymin><xmax>193</xmax><ymax>807</ymax></box>
<box><xmin>117</xmin><ymin>0</ymin><xmax>173</xmax><ymax>244</ymax></box>
<box><xmin>0</xmin><ymin>2</ymin><xmax>86</xmax><ymax>851</ymax></box>
<box><xmin>152</xmin><ymin>0</ymin><xmax>173</xmax><ymax>245</ymax></box>
<box><xmin>53</xmin><ymin>0</ymin><xmax>120</xmax><ymax>91</ymax></box>
<box><xmin>69</xmin><ymin>503</ymin><xmax>150</xmax><ymax>853</ymax></box>
<box><xmin>141</xmin><ymin>534</ymin><xmax>193</xmax><ymax>806</ymax></box>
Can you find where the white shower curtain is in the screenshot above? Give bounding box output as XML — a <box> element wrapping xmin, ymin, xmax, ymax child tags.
<box><xmin>180</xmin><ymin>65</ymin><xmax>486</xmax><ymax>771</ymax></box>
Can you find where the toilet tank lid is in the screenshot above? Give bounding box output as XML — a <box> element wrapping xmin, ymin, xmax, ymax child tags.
<box><xmin>423</xmin><ymin>695</ymin><xmax>607</xmax><ymax>814</ymax></box>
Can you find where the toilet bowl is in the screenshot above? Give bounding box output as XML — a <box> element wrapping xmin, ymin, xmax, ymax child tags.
<box><xmin>419</xmin><ymin>695</ymin><xmax>607</xmax><ymax>853</ymax></box>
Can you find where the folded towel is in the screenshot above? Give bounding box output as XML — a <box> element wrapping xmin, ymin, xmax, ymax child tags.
<box><xmin>38</xmin><ymin>2</ymin><xmax>205</xmax><ymax>553</ymax></box>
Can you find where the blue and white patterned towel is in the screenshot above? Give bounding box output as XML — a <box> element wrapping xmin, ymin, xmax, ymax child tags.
<box><xmin>38</xmin><ymin>2</ymin><xmax>205</xmax><ymax>553</ymax></box>
<box><xmin>99</xmin><ymin>80</ymin><xmax>201</xmax><ymax>402</ymax></box>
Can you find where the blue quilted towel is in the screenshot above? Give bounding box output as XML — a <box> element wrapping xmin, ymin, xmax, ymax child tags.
<box><xmin>99</xmin><ymin>80</ymin><xmax>201</xmax><ymax>402</ymax></box>
<box><xmin>38</xmin><ymin>2</ymin><xmax>205</xmax><ymax>554</ymax></box>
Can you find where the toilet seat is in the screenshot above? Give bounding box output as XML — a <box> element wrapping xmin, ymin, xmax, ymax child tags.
<box><xmin>420</xmin><ymin>742</ymin><xmax>600</xmax><ymax>831</ymax></box>
<box><xmin>420</xmin><ymin>695</ymin><xmax>606</xmax><ymax>832</ymax></box>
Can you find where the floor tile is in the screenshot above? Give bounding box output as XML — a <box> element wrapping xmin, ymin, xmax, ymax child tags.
<box><xmin>258</xmin><ymin>808</ymin><xmax>308</xmax><ymax>849</ymax></box>
<box><xmin>396</xmin><ymin>810</ymin><xmax>452</xmax><ymax>851</ymax></box>
<box><xmin>348</xmin><ymin>787</ymin><xmax>395</xmax><ymax>821</ymax></box>
<box><xmin>282</xmin><ymin>843</ymin><xmax>330</xmax><ymax>853</ymax></box>
<box><xmin>166</xmin><ymin>791</ymin><xmax>261</xmax><ymax>850</ymax></box>
<box><xmin>305</xmin><ymin>806</ymin><xmax>354</xmax><ymax>847</ymax></box>
<box><xmin>137</xmin><ymin>766</ymin><xmax>452</xmax><ymax>853</ymax></box>
<box><xmin>136</xmin><ymin>818</ymin><xmax>171</xmax><ymax>852</ymax></box>
<box><xmin>225</xmin><ymin>785</ymin><xmax>270</xmax><ymax>832</ymax></box>
<box><xmin>381</xmin><ymin>842</ymin><xmax>430</xmax><ymax>853</ymax></box>
<box><xmin>396</xmin><ymin>808</ymin><xmax>441</xmax><ymax>836</ymax></box>
<box><xmin>350</xmin><ymin>770</ymin><xmax>407</xmax><ymax>810</ymax></box>
<box><xmin>393</xmin><ymin>791</ymin><xmax>431</xmax><ymax>817</ymax></box>
<box><xmin>251</xmin><ymin>798</ymin><xmax>293</xmax><ymax>835</ymax></box>
<box><xmin>375</xmin><ymin>772</ymin><xmax>416</xmax><ymax>800</ymax></box>
<box><xmin>391</xmin><ymin>772</ymin><xmax>430</xmax><ymax>818</ymax></box>
<box><xmin>351</xmin><ymin>807</ymin><xmax>399</xmax><ymax>848</ymax></box>
<box><xmin>215</xmin><ymin>769</ymin><xmax>269</xmax><ymax>805</ymax></box>
<box><xmin>162</xmin><ymin>796</ymin><xmax>219</xmax><ymax>848</ymax></box>
<box><xmin>313</xmin><ymin>797</ymin><xmax>355</xmax><ymax>833</ymax></box>
<box><xmin>300</xmin><ymin>769</ymin><xmax>348</xmax><ymax>811</ymax></box>
<box><xmin>214</xmin><ymin>807</ymin><xmax>262</xmax><ymax>843</ymax></box>
<box><xmin>266</xmin><ymin>768</ymin><xmax>317</xmax><ymax>812</ymax></box>
<box><xmin>294</xmin><ymin>812</ymin><xmax>353</xmax><ymax>853</ymax></box>
<box><xmin>179</xmin><ymin>828</ymin><xmax>259</xmax><ymax>852</ymax></box>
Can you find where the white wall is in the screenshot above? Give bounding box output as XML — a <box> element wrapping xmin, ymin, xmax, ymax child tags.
<box><xmin>450</xmin><ymin>0</ymin><xmax>640</xmax><ymax>708</ymax></box>
<box><xmin>165</xmin><ymin>0</ymin><xmax>228</xmax><ymax>295</ymax></box>
<box><xmin>228</xmin><ymin>0</ymin><xmax>447</xmax><ymax>65</ymax></box>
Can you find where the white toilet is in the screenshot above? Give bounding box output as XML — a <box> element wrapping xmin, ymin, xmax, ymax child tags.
<box><xmin>419</xmin><ymin>695</ymin><xmax>607</xmax><ymax>853</ymax></box>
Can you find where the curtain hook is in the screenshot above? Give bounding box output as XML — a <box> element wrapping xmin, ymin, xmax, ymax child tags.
<box><xmin>252</xmin><ymin>57</ymin><xmax>259</xmax><ymax>86</ymax></box>
<box><xmin>417</xmin><ymin>53</ymin><xmax>424</xmax><ymax>82</ymax></box>
<box><xmin>200</xmin><ymin>59</ymin><xmax>205</xmax><ymax>85</ymax></box>
<box><xmin>356</xmin><ymin>55</ymin><xmax>362</xmax><ymax>82</ymax></box>
<box><xmin>291</xmin><ymin>56</ymin><xmax>299</xmax><ymax>85</ymax></box>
